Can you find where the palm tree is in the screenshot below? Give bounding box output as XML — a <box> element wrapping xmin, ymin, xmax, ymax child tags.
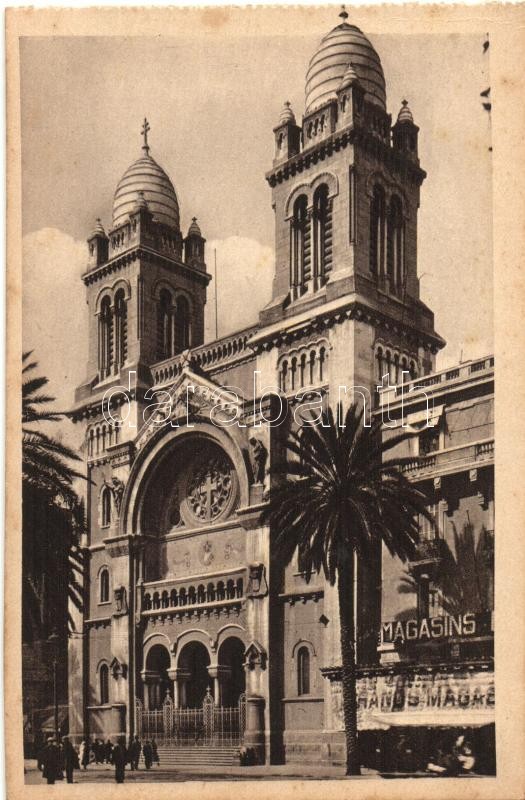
<box><xmin>22</xmin><ymin>351</ymin><xmax>85</xmax><ymax>639</ymax></box>
<box><xmin>262</xmin><ymin>403</ymin><xmax>432</xmax><ymax>776</ymax></box>
<box><xmin>398</xmin><ymin>521</ymin><xmax>494</xmax><ymax>616</ymax></box>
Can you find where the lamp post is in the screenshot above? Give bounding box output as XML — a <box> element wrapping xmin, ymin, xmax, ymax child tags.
<box><xmin>48</xmin><ymin>631</ymin><xmax>59</xmax><ymax>741</ymax></box>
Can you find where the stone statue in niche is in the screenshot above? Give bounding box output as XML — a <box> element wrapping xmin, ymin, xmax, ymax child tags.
<box><xmin>114</xmin><ymin>586</ymin><xmax>128</xmax><ymax>614</ymax></box>
<box><xmin>199</xmin><ymin>540</ymin><xmax>214</xmax><ymax>567</ymax></box>
<box><xmin>111</xmin><ymin>477</ymin><xmax>125</xmax><ymax>514</ymax></box>
<box><xmin>247</xmin><ymin>562</ymin><xmax>268</xmax><ymax>597</ymax></box>
<box><xmin>249</xmin><ymin>437</ymin><xmax>268</xmax><ymax>485</ymax></box>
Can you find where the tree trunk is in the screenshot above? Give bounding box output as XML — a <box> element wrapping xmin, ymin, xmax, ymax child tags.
<box><xmin>337</xmin><ymin>554</ymin><xmax>361</xmax><ymax>776</ymax></box>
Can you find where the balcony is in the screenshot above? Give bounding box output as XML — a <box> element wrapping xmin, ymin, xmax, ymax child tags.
<box><xmin>399</xmin><ymin>438</ymin><xmax>494</xmax><ymax>480</ymax></box>
<box><xmin>408</xmin><ymin>538</ymin><xmax>449</xmax><ymax>575</ymax></box>
<box><xmin>141</xmin><ymin>571</ymin><xmax>246</xmax><ymax>623</ymax></box>
<box><xmin>378</xmin><ymin>355</ymin><xmax>494</xmax><ymax>411</ymax></box>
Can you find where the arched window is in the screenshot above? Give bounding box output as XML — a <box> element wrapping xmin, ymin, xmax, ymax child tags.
<box><xmin>99</xmin><ymin>663</ymin><xmax>109</xmax><ymax>705</ymax></box>
<box><xmin>369</xmin><ymin>185</ymin><xmax>385</xmax><ymax>276</ymax></box>
<box><xmin>401</xmin><ymin>356</ymin><xmax>408</xmax><ymax>383</ymax></box>
<box><xmin>387</xmin><ymin>196</ymin><xmax>404</xmax><ymax>293</ymax></box>
<box><xmin>99</xmin><ymin>568</ymin><xmax>110</xmax><ymax>603</ymax></box>
<box><xmin>175</xmin><ymin>295</ymin><xmax>191</xmax><ymax>352</ymax></box>
<box><xmin>309</xmin><ymin>351</ymin><xmax>316</xmax><ymax>384</ymax></box>
<box><xmin>313</xmin><ymin>184</ymin><xmax>332</xmax><ymax>281</ymax></box>
<box><xmin>114</xmin><ymin>289</ymin><xmax>127</xmax><ymax>367</ymax></box>
<box><xmin>281</xmin><ymin>360</ymin><xmax>288</xmax><ymax>393</ymax></box>
<box><xmin>297</xmin><ymin>646</ymin><xmax>310</xmax><ymax>696</ymax></box>
<box><xmin>291</xmin><ymin>195</ymin><xmax>310</xmax><ymax>293</ymax></box>
<box><xmin>319</xmin><ymin>347</ymin><xmax>327</xmax><ymax>382</ymax></box>
<box><xmin>99</xmin><ymin>295</ymin><xmax>113</xmax><ymax>377</ymax></box>
<box><xmin>409</xmin><ymin>360</ymin><xmax>418</xmax><ymax>380</ymax></box>
<box><xmin>393</xmin><ymin>353</ymin><xmax>400</xmax><ymax>385</ymax></box>
<box><xmin>101</xmin><ymin>486</ymin><xmax>111</xmax><ymax>527</ymax></box>
<box><xmin>299</xmin><ymin>353</ymin><xmax>307</xmax><ymax>388</ymax></box>
<box><xmin>385</xmin><ymin>351</ymin><xmax>392</xmax><ymax>385</ymax></box>
<box><xmin>376</xmin><ymin>347</ymin><xmax>384</xmax><ymax>384</ymax></box>
<box><xmin>157</xmin><ymin>289</ymin><xmax>174</xmax><ymax>360</ymax></box>
<box><xmin>290</xmin><ymin>357</ymin><xmax>297</xmax><ymax>391</ymax></box>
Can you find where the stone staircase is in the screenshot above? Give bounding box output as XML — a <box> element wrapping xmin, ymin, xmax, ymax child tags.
<box><xmin>155</xmin><ymin>744</ymin><xmax>240</xmax><ymax>768</ymax></box>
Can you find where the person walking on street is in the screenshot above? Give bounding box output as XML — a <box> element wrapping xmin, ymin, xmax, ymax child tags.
<box><xmin>112</xmin><ymin>737</ymin><xmax>128</xmax><ymax>784</ymax></box>
<box><xmin>129</xmin><ymin>735</ymin><xmax>142</xmax><ymax>770</ymax></box>
<box><xmin>62</xmin><ymin>736</ymin><xmax>78</xmax><ymax>784</ymax></box>
<box><xmin>143</xmin><ymin>740</ymin><xmax>153</xmax><ymax>770</ymax></box>
<box><xmin>38</xmin><ymin>736</ymin><xmax>61</xmax><ymax>785</ymax></box>
<box><xmin>80</xmin><ymin>739</ymin><xmax>90</xmax><ymax>770</ymax></box>
<box><xmin>151</xmin><ymin>738</ymin><xmax>160</xmax><ymax>767</ymax></box>
<box><xmin>105</xmin><ymin>738</ymin><xmax>113</xmax><ymax>765</ymax></box>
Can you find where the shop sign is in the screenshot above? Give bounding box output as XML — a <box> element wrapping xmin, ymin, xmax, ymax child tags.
<box><xmin>330</xmin><ymin>670</ymin><xmax>495</xmax><ymax>731</ymax></box>
<box><xmin>380</xmin><ymin>612</ymin><xmax>492</xmax><ymax>645</ymax></box>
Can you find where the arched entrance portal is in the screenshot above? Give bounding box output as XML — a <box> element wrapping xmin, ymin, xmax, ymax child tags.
<box><xmin>178</xmin><ymin>641</ymin><xmax>211</xmax><ymax>708</ymax></box>
<box><xmin>218</xmin><ymin>637</ymin><xmax>246</xmax><ymax>708</ymax></box>
<box><xmin>145</xmin><ymin>644</ymin><xmax>171</xmax><ymax>710</ymax></box>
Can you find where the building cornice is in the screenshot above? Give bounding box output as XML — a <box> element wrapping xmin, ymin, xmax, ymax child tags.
<box><xmin>250</xmin><ymin>295</ymin><xmax>445</xmax><ymax>355</ymax></box>
<box><xmin>266</xmin><ymin>122</ymin><xmax>426</xmax><ymax>188</ymax></box>
<box><xmin>82</xmin><ymin>245</ymin><xmax>211</xmax><ymax>287</ymax></box>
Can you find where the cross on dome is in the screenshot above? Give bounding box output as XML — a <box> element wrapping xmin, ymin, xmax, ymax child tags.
<box><xmin>141</xmin><ymin>117</ymin><xmax>151</xmax><ymax>154</ymax></box>
<box><xmin>339</xmin><ymin>5</ymin><xmax>349</xmax><ymax>22</ymax></box>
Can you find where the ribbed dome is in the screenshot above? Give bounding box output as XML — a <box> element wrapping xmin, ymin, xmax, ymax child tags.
<box><xmin>112</xmin><ymin>152</ymin><xmax>180</xmax><ymax>230</ymax></box>
<box><xmin>305</xmin><ymin>21</ymin><xmax>386</xmax><ymax>113</ymax></box>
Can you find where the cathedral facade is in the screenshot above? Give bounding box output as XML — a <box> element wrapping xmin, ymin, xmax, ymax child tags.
<box><xmin>69</xmin><ymin>14</ymin><xmax>494</xmax><ymax>768</ymax></box>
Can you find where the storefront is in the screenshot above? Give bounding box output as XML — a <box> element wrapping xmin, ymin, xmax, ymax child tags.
<box><xmin>323</xmin><ymin>661</ymin><xmax>495</xmax><ymax>774</ymax></box>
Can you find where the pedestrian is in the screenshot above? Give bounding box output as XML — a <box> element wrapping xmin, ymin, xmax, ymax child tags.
<box><xmin>62</xmin><ymin>735</ymin><xmax>78</xmax><ymax>784</ymax></box>
<box><xmin>80</xmin><ymin>739</ymin><xmax>90</xmax><ymax>770</ymax></box>
<box><xmin>112</xmin><ymin>736</ymin><xmax>128</xmax><ymax>784</ymax></box>
<box><xmin>151</xmin><ymin>738</ymin><xmax>160</xmax><ymax>766</ymax></box>
<box><xmin>105</xmin><ymin>738</ymin><xmax>113</xmax><ymax>765</ymax></box>
<box><xmin>143</xmin><ymin>740</ymin><xmax>153</xmax><ymax>770</ymax></box>
<box><xmin>129</xmin><ymin>735</ymin><xmax>142</xmax><ymax>770</ymax></box>
<box><xmin>38</xmin><ymin>736</ymin><xmax>61</xmax><ymax>785</ymax></box>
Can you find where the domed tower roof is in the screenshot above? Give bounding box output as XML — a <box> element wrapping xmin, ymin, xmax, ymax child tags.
<box><xmin>397</xmin><ymin>99</ymin><xmax>414</xmax><ymax>123</ymax></box>
<box><xmin>89</xmin><ymin>218</ymin><xmax>106</xmax><ymax>239</ymax></box>
<box><xmin>278</xmin><ymin>100</ymin><xmax>296</xmax><ymax>126</ymax></box>
<box><xmin>305</xmin><ymin>8</ymin><xmax>386</xmax><ymax>113</ymax></box>
<box><xmin>187</xmin><ymin>216</ymin><xmax>202</xmax><ymax>237</ymax></box>
<box><xmin>112</xmin><ymin>118</ymin><xmax>180</xmax><ymax>230</ymax></box>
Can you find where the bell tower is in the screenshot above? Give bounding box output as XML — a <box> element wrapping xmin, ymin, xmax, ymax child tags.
<box><xmin>69</xmin><ymin>123</ymin><xmax>212</xmax><ymax>742</ymax></box>
<box><xmin>253</xmin><ymin>13</ymin><xmax>446</xmax><ymax>743</ymax></box>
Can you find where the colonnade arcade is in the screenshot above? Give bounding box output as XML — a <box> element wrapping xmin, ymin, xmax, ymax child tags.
<box><xmin>141</xmin><ymin>634</ymin><xmax>246</xmax><ymax>710</ymax></box>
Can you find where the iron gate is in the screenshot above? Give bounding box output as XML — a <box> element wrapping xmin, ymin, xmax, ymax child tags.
<box><xmin>135</xmin><ymin>689</ymin><xmax>246</xmax><ymax>746</ymax></box>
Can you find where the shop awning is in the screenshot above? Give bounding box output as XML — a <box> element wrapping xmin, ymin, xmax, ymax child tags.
<box><xmin>367</xmin><ymin>710</ymin><xmax>495</xmax><ymax>728</ymax></box>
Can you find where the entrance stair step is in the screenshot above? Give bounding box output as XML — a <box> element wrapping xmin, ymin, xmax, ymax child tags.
<box><xmin>155</xmin><ymin>745</ymin><xmax>240</xmax><ymax>766</ymax></box>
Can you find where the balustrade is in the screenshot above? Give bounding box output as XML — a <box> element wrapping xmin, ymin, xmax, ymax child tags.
<box><xmin>143</xmin><ymin>576</ymin><xmax>244</xmax><ymax>613</ymax></box>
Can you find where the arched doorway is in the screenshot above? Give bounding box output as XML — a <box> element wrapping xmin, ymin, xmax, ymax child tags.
<box><xmin>178</xmin><ymin>641</ymin><xmax>211</xmax><ymax>708</ymax></box>
<box><xmin>218</xmin><ymin>637</ymin><xmax>246</xmax><ymax>707</ymax></box>
<box><xmin>145</xmin><ymin>644</ymin><xmax>171</xmax><ymax>710</ymax></box>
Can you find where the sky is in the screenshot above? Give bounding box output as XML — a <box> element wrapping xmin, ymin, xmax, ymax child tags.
<box><xmin>21</xmin><ymin>15</ymin><xmax>493</xmax><ymax>418</ymax></box>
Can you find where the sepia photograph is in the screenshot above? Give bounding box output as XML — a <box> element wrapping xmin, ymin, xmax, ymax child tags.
<box><xmin>5</xmin><ymin>3</ymin><xmax>525</xmax><ymax>798</ymax></box>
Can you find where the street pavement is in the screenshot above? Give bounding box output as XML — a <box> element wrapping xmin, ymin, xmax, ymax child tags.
<box><xmin>24</xmin><ymin>759</ymin><xmax>378</xmax><ymax>783</ymax></box>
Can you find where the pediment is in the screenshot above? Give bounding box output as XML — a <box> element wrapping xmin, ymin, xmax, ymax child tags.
<box><xmin>135</xmin><ymin>367</ymin><xmax>245</xmax><ymax>452</ymax></box>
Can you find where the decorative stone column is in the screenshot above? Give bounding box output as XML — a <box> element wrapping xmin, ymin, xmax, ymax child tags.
<box><xmin>111</xmin><ymin>703</ymin><xmax>127</xmax><ymax>739</ymax></box>
<box><xmin>243</xmin><ymin>695</ymin><xmax>265</xmax><ymax>765</ymax></box>
<box><xmin>171</xmin><ymin>668</ymin><xmax>190</xmax><ymax>708</ymax></box>
<box><xmin>207</xmin><ymin>665</ymin><xmax>231</xmax><ymax>707</ymax></box>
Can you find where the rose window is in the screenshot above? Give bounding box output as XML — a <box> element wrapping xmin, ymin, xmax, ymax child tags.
<box><xmin>187</xmin><ymin>456</ymin><xmax>233</xmax><ymax>522</ymax></box>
